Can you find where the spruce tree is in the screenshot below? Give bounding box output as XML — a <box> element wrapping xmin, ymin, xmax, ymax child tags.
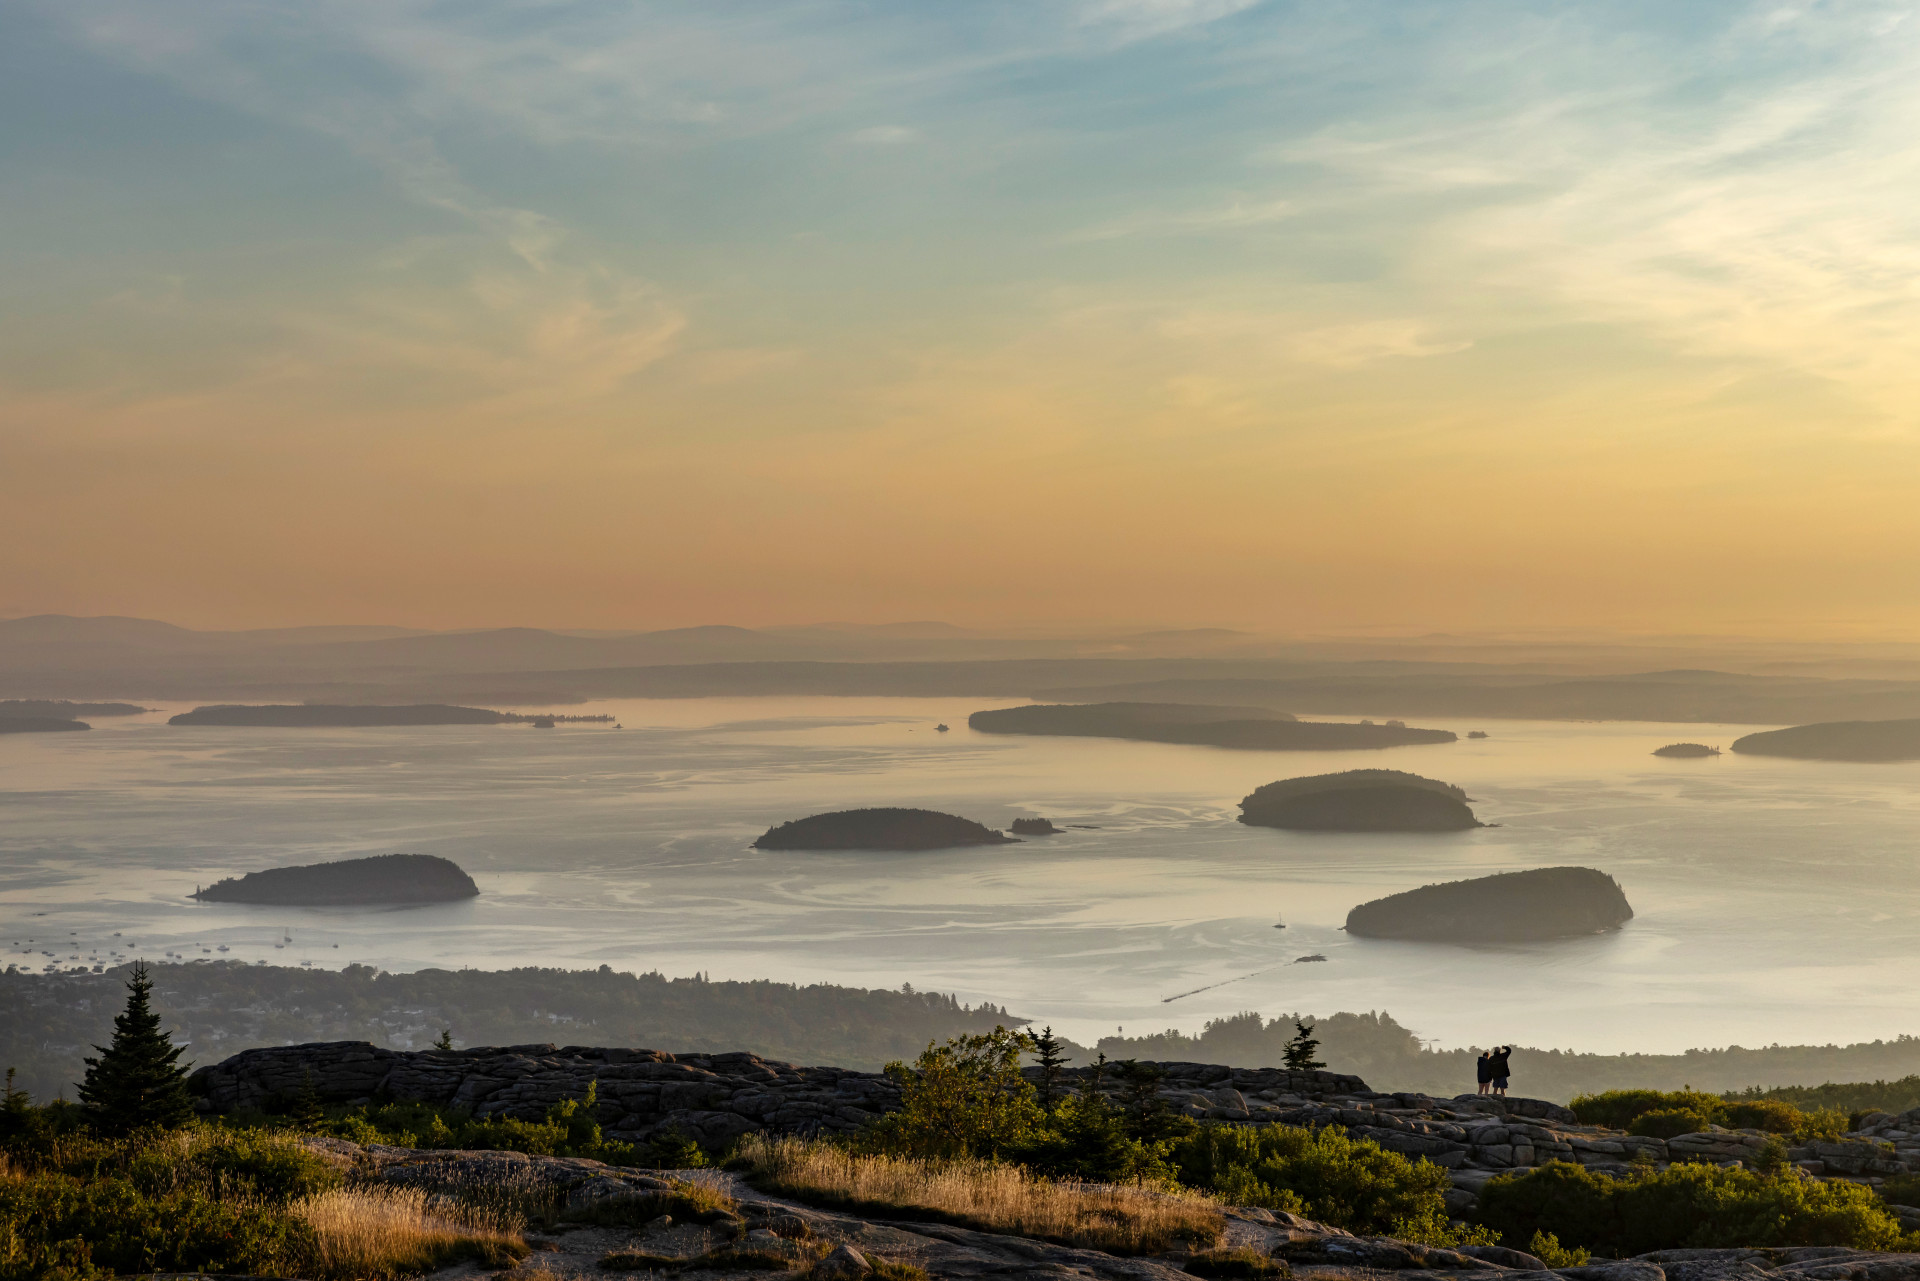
<box><xmin>1032</xmin><ymin>1025</ymin><xmax>1069</xmax><ymax>1108</ymax></box>
<box><xmin>78</xmin><ymin>962</ymin><xmax>195</xmax><ymax>1134</ymax></box>
<box><xmin>289</xmin><ymin>1068</ymin><xmax>325</xmax><ymax>1129</ymax></box>
<box><xmin>1282</xmin><ymin>1019</ymin><xmax>1324</xmax><ymax>1071</ymax></box>
<box><xmin>1113</xmin><ymin>1059</ymin><xmax>1177</xmax><ymax>1141</ymax></box>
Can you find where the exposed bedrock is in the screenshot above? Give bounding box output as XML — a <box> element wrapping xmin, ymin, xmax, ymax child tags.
<box><xmin>193</xmin><ymin>1041</ymin><xmax>1920</xmax><ymax>1215</ymax></box>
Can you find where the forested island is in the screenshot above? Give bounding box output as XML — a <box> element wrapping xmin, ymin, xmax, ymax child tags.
<box><xmin>968</xmin><ymin>702</ymin><xmax>1454</xmax><ymax>750</ymax></box>
<box><xmin>168</xmin><ymin>703</ymin><xmax>612</xmax><ymax>727</ymax></box>
<box><xmin>1345</xmin><ymin>866</ymin><xmax>1633</xmax><ymax>942</ymax></box>
<box><xmin>0</xmin><ymin>699</ymin><xmax>146</xmax><ymax>718</ymax></box>
<box><xmin>1239</xmin><ymin>770</ymin><xmax>1480</xmax><ymax>831</ymax></box>
<box><xmin>192</xmin><ymin>853</ymin><xmax>480</xmax><ymax>905</ymax></box>
<box><xmin>1009</xmin><ymin>817</ymin><xmax>1061</xmax><ymax>835</ymax></box>
<box><xmin>1653</xmin><ymin>742</ymin><xmax>1720</xmax><ymax>757</ymax></box>
<box><xmin>0</xmin><ymin>716</ymin><xmax>91</xmax><ymax>734</ymax></box>
<box><xmin>754</xmin><ymin>807</ymin><xmax>1017</xmax><ymax>850</ymax></box>
<box><xmin>1731</xmin><ymin>718</ymin><xmax>1920</xmax><ymax>762</ymax></box>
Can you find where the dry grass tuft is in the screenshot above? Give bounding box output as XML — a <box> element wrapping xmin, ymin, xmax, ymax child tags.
<box><xmin>738</xmin><ymin>1135</ymin><xmax>1223</xmax><ymax>1255</ymax></box>
<box><xmin>295</xmin><ymin>1185</ymin><xmax>529</xmax><ymax>1280</ymax></box>
<box><xmin>498</xmin><ymin>1257</ymin><xmax>599</xmax><ymax>1281</ymax></box>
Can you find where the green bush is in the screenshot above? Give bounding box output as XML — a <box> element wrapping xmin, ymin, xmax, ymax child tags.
<box><xmin>1476</xmin><ymin>1160</ymin><xmax>1903</xmax><ymax>1254</ymax></box>
<box><xmin>1627</xmin><ymin>1109</ymin><xmax>1712</xmax><ymax>1139</ymax></box>
<box><xmin>1570</xmin><ymin>1089</ymin><xmax>1727</xmax><ymax>1130</ymax></box>
<box><xmin>1526</xmin><ymin>1230</ymin><xmax>1588</xmax><ymax>1267</ymax></box>
<box><xmin>280</xmin><ymin>1090</ymin><xmax>660</xmax><ymax>1166</ymax></box>
<box><xmin>861</xmin><ymin>1032</ymin><xmax>1175</xmax><ymax>1182</ymax></box>
<box><xmin>1718</xmin><ymin>1099</ymin><xmax>1803</xmax><ymax>1133</ymax></box>
<box><xmin>861</xmin><ymin>1027</ymin><xmax>1042</xmax><ymax>1161</ymax></box>
<box><xmin>1015</xmin><ymin>1089</ymin><xmax>1174</xmax><ymax>1184</ymax></box>
<box><xmin>0</xmin><ymin>1171</ymin><xmax>316</xmax><ymax>1280</ymax></box>
<box><xmin>1168</xmin><ymin>1123</ymin><xmax>1477</xmax><ymax>1245</ymax></box>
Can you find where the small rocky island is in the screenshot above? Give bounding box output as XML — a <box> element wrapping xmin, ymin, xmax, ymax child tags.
<box><xmin>1346</xmin><ymin>866</ymin><xmax>1633</xmax><ymax>941</ymax></box>
<box><xmin>968</xmin><ymin>702</ymin><xmax>1454</xmax><ymax>751</ymax></box>
<box><xmin>0</xmin><ymin>716</ymin><xmax>91</xmax><ymax>734</ymax></box>
<box><xmin>754</xmin><ymin>808</ymin><xmax>1018</xmax><ymax>851</ymax></box>
<box><xmin>191</xmin><ymin>853</ymin><xmax>480</xmax><ymax>906</ymax></box>
<box><xmin>1009</xmin><ymin>817</ymin><xmax>1061</xmax><ymax>835</ymax></box>
<box><xmin>1239</xmin><ymin>770</ymin><xmax>1481</xmax><ymax>831</ymax></box>
<box><xmin>1732</xmin><ymin>718</ymin><xmax>1920</xmax><ymax>762</ymax></box>
<box><xmin>1653</xmin><ymin>742</ymin><xmax>1720</xmax><ymax>757</ymax></box>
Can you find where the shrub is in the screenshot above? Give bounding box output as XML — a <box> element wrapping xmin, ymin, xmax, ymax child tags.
<box><xmin>1627</xmin><ymin>1109</ymin><xmax>1712</xmax><ymax>1140</ymax></box>
<box><xmin>0</xmin><ymin>1170</ymin><xmax>317</xmax><ymax>1278</ymax></box>
<box><xmin>1476</xmin><ymin>1160</ymin><xmax>1903</xmax><ymax>1254</ymax></box>
<box><xmin>1570</xmin><ymin>1089</ymin><xmax>1726</xmax><ymax>1131</ymax></box>
<box><xmin>1168</xmin><ymin>1123</ymin><xmax>1476</xmax><ymax>1246</ymax></box>
<box><xmin>862</xmin><ymin>1027</ymin><xmax>1041</xmax><ymax>1161</ymax></box>
<box><xmin>1718</xmin><ymin>1099</ymin><xmax>1803</xmax><ymax>1134</ymax></box>
<box><xmin>292</xmin><ymin>1096</ymin><xmax>650</xmax><ymax>1166</ymax></box>
<box><xmin>1526</xmin><ymin>1230</ymin><xmax>1588</xmax><ymax>1267</ymax></box>
<box><xmin>1015</xmin><ymin>1089</ymin><xmax>1174</xmax><ymax>1184</ymax></box>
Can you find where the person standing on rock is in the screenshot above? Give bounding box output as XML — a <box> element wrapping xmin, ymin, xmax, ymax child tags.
<box><xmin>1490</xmin><ymin>1045</ymin><xmax>1512</xmax><ymax>1097</ymax></box>
<box><xmin>1476</xmin><ymin>1049</ymin><xmax>1493</xmax><ymax>1096</ymax></box>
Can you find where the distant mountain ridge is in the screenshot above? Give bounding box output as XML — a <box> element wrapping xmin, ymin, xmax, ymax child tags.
<box><xmin>20</xmin><ymin>613</ymin><xmax>1920</xmax><ymax>725</ymax></box>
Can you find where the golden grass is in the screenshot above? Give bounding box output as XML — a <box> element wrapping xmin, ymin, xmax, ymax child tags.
<box><xmin>295</xmin><ymin>1185</ymin><xmax>529</xmax><ymax>1280</ymax></box>
<box><xmin>737</xmin><ymin>1135</ymin><xmax>1223</xmax><ymax>1256</ymax></box>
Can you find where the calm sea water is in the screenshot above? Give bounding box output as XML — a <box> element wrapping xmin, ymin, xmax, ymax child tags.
<box><xmin>4</xmin><ymin>698</ymin><xmax>1919</xmax><ymax>1057</ymax></box>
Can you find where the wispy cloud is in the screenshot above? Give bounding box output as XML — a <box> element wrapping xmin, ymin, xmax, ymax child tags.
<box><xmin>1067</xmin><ymin>198</ymin><xmax>1294</xmax><ymax>242</ymax></box>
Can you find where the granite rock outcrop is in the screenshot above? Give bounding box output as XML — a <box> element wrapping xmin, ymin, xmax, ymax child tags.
<box><xmin>192</xmin><ymin>1042</ymin><xmax>1920</xmax><ymax>1217</ymax></box>
<box><xmin>290</xmin><ymin>1132</ymin><xmax>1920</xmax><ymax>1281</ymax></box>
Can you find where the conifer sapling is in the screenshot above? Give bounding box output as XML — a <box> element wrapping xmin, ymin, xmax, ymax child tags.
<box><xmin>78</xmin><ymin>961</ymin><xmax>196</xmax><ymax>1134</ymax></box>
<box><xmin>1032</xmin><ymin>1025</ymin><xmax>1070</xmax><ymax>1108</ymax></box>
<box><xmin>1282</xmin><ymin>1019</ymin><xmax>1324</xmax><ymax>1071</ymax></box>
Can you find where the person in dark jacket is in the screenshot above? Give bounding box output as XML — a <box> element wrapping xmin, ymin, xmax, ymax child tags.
<box><xmin>1476</xmin><ymin>1049</ymin><xmax>1493</xmax><ymax>1095</ymax></box>
<box><xmin>1490</xmin><ymin>1045</ymin><xmax>1512</xmax><ymax>1097</ymax></box>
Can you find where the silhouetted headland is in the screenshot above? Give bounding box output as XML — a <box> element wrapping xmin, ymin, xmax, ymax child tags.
<box><xmin>1238</xmin><ymin>770</ymin><xmax>1480</xmax><ymax>831</ymax></box>
<box><xmin>1346</xmin><ymin>866</ymin><xmax>1633</xmax><ymax>942</ymax></box>
<box><xmin>168</xmin><ymin>704</ymin><xmax>612</xmax><ymax>727</ymax></box>
<box><xmin>0</xmin><ymin>699</ymin><xmax>146</xmax><ymax>719</ymax></box>
<box><xmin>0</xmin><ymin>716</ymin><xmax>92</xmax><ymax>734</ymax></box>
<box><xmin>191</xmin><ymin>853</ymin><xmax>480</xmax><ymax>906</ymax></box>
<box><xmin>1653</xmin><ymin>742</ymin><xmax>1720</xmax><ymax>757</ymax></box>
<box><xmin>1731</xmin><ymin>718</ymin><xmax>1920</xmax><ymax>762</ymax></box>
<box><xmin>1009</xmin><ymin>817</ymin><xmax>1061</xmax><ymax>835</ymax></box>
<box><xmin>754</xmin><ymin>807</ymin><xmax>1018</xmax><ymax>850</ymax></box>
<box><xmin>968</xmin><ymin>702</ymin><xmax>1453</xmax><ymax>750</ymax></box>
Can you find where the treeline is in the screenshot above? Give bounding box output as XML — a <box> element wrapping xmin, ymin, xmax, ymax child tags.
<box><xmin>0</xmin><ymin>962</ymin><xmax>1019</xmax><ymax>1101</ymax></box>
<box><xmin>13</xmin><ymin>967</ymin><xmax>1920</xmax><ymax>1107</ymax></box>
<box><xmin>1094</xmin><ymin>1011</ymin><xmax>1920</xmax><ymax>1104</ymax></box>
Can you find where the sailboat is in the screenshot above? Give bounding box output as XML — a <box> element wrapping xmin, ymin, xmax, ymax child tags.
<box><xmin>1273</xmin><ymin>917</ymin><xmax>1287</xmax><ymax>929</ymax></box>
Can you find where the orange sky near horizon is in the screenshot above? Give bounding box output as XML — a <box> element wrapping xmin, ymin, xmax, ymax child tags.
<box><xmin>5</xmin><ymin>1</ymin><xmax>1920</xmax><ymax>636</ymax></box>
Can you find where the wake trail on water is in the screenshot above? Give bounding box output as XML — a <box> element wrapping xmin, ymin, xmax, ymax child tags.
<box><xmin>1162</xmin><ymin>962</ymin><xmax>1291</xmax><ymax>1003</ymax></box>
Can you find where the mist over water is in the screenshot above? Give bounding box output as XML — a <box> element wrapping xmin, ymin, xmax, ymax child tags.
<box><xmin>4</xmin><ymin>697</ymin><xmax>1918</xmax><ymax>1057</ymax></box>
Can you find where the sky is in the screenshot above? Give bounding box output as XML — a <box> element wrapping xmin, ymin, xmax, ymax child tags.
<box><xmin>4</xmin><ymin>0</ymin><xmax>1920</xmax><ymax>634</ymax></box>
